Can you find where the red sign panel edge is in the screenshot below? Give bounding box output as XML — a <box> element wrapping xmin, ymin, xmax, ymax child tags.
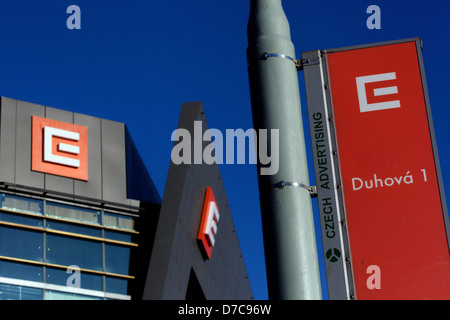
<box><xmin>327</xmin><ymin>38</ymin><xmax>450</xmax><ymax>299</ymax></box>
<box><xmin>326</xmin><ymin>38</ymin><xmax>450</xmax><ymax>299</ymax></box>
<box><xmin>303</xmin><ymin>37</ymin><xmax>450</xmax><ymax>300</ymax></box>
<box><xmin>325</xmin><ymin>37</ymin><xmax>449</xmax><ymax>249</ymax></box>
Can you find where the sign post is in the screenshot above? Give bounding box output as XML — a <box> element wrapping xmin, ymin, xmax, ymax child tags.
<box><xmin>303</xmin><ymin>38</ymin><xmax>450</xmax><ymax>299</ymax></box>
<box><xmin>247</xmin><ymin>0</ymin><xmax>322</xmax><ymax>299</ymax></box>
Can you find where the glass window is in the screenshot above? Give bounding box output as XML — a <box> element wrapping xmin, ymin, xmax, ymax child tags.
<box><xmin>0</xmin><ymin>260</ymin><xmax>43</xmax><ymax>282</ymax></box>
<box><xmin>0</xmin><ymin>212</ymin><xmax>43</xmax><ymax>228</ymax></box>
<box><xmin>0</xmin><ymin>226</ymin><xmax>43</xmax><ymax>262</ymax></box>
<box><xmin>46</xmin><ymin>234</ymin><xmax>102</xmax><ymax>271</ymax></box>
<box><xmin>105</xmin><ymin>277</ymin><xmax>128</xmax><ymax>295</ymax></box>
<box><xmin>104</xmin><ymin>244</ymin><xmax>130</xmax><ymax>275</ymax></box>
<box><xmin>46</xmin><ymin>267</ymin><xmax>103</xmax><ymax>292</ymax></box>
<box><xmin>104</xmin><ymin>230</ymin><xmax>132</xmax><ymax>243</ymax></box>
<box><xmin>103</xmin><ymin>212</ymin><xmax>135</xmax><ymax>231</ymax></box>
<box><xmin>45</xmin><ymin>202</ymin><xmax>100</xmax><ymax>226</ymax></box>
<box><xmin>45</xmin><ymin>220</ymin><xmax>102</xmax><ymax>238</ymax></box>
<box><xmin>0</xmin><ymin>193</ymin><xmax>43</xmax><ymax>215</ymax></box>
<box><xmin>44</xmin><ymin>290</ymin><xmax>101</xmax><ymax>300</ymax></box>
<box><xmin>0</xmin><ymin>283</ymin><xmax>43</xmax><ymax>300</ymax></box>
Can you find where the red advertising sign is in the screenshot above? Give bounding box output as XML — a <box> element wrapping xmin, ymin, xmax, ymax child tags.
<box><xmin>326</xmin><ymin>40</ymin><xmax>450</xmax><ymax>299</ymax></box>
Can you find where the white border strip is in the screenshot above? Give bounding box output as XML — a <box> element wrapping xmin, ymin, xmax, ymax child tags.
<box><xmin>0</xmin><ymin>276</ymin><xmax>131</xmax><ymax>300</ymax></box>
<box><xmin>319</xmin><ymin>54</ymin><xmax>351</xmax><ymax>297</ymax></box>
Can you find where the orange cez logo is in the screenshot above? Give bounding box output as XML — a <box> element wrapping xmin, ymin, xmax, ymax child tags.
<box><xmin>32</xmin><ymin>116</ymin><xmax>88</xmax><ymax>181</ymax></box>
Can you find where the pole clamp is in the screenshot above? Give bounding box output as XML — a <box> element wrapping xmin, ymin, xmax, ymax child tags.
<box><xmin>257</xmin><ymin>52</ymin><xmax>303</xmax><ymax>71</ymax></box>
<box><xmin>272</xmin><ymin>181</ymin><xmax>318</xmax><ymax>198</ymax></box>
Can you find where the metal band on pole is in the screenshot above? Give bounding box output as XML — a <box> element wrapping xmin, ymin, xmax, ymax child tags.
<box><xmin>254</xmin><ymin>52</ymin><xmax>303</xmax><ymax>71</ymax></box>
<box><xmin>272</xmin><ymin>181</ymin><xmax>318</xmax><ymax>198</ymax></box>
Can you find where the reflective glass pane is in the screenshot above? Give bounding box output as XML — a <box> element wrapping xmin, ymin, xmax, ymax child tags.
<box><xmin>104</xmin><ymin>230</ymin><xmax>132</xmax><ymax>243</ymax></box>
<box><xmin>0</xmin><ymin>226</ymin><xmax>43</xmax><ymax>262</ymax></box>
<box><xmin>105</xmin><ymin>244</ymin><xmax>130</xmax><ymax>275</ymax></box>
<box><xmin>0</xmin><ymin>193</ymin><xmax>43</xmax><ymax>215</ymax></box>
<box><xmin>45</xmin><ymin>220</ymin><xmax>102</xmax><ymax>238</ymax></box>
<box><xmin>45</xmin><ymin>290</ymin><xmax>101</xmax><ymax>300</ymax></box>
<box><xmin>105</xmin><ymin>277</ymin><xmax>128</xmax><ymax>295</ymax></box>
<box><xmin>0</xmin><ymin>283</ymin><xmax>43</xmax><ymax>300</ymax></box>
<box><xmin>46</xmin><ymin>267</ymin><xmax>103</xmax><ymax>291</ymax></box>
<box><xmin>103</xmin><ymin>212</ymin><xmax>135</xmax><ymax>231</ymax></box>
<box><xmin>46</xmin><ymin>202</ymin><xmax>100</xmax><ymax>225</ymax></box>
<box><xmin>0</xmin><ymin>212</ymin><xmax>43</xmax><ymax>227</ymax></box>
<box><xmin>46</xmin><ymin>234</ymin><xmax>102</xmax><ymax>271</ymax></box>
<box><xmin>0</xmin><ymin>260</ymin><xmax>43</xmax><ymax>282</ymax></box>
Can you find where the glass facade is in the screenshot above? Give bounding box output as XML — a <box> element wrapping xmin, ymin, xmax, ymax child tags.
<box><xmin>0</xmin><ymin>192</ymin><xmax>138</xmax><ymax>300</ymax></box>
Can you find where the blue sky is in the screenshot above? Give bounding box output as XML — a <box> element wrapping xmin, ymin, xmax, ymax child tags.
<box><xmin>0</xmin><ymin>1</ymin><xmax>449</xmax><ymax>300</ymax></box>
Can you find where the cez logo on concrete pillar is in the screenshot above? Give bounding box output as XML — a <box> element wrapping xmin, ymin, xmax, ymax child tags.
<box><xmin>197</xmin><ymin>187</ymin><xmax>220</xmax><ymax>260</ymax></box>
<box><xmin>32</xmin><ymin>116</ymin><xmax>88</xmax><ymax>181</ymax></box>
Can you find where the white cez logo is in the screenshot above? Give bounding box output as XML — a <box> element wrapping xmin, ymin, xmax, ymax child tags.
<box><xmin>44</xmin><ymin>127</ymin><xmax>80</xmax><ymax>168</ymax></box>
<box><xmin>356</xmin><ymin>72</ymin><xmax>400</xmax><ymax>113</ymax></box>
<box><xmin>205</xmin><ymin>202</ymin><xmax>220</xmax><ymax>247</ymax></box>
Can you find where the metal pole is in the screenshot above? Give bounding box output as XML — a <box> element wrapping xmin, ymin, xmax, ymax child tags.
<box><xmin>246</xmin><ymin>0</ymin><xmax>322</xmax><ymax>299</ymax></box>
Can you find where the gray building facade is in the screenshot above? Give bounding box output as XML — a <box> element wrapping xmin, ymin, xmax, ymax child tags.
<box><xmin>143</xmin><ymin>102</ymin><xmax>253</xmax><ymax>300</ymax></box>
<box><xmin>0</xmin><ymin>97</ymin><xmax>252</xmax><ymax>300</ymax></box>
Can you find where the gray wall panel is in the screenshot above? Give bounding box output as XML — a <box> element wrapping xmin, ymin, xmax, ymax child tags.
<box><xmin>74</xmin><ymin>113</ymin><xmax>102</xmax><ymax>201</ymax></box>
<box><xmin>143</xmin><ymin>102</ymin><xmax>253</xmax><ymax>300</ymax></box>
<box><xmin>0</xmin><ymin>97</ymin><xmax>157</xmax><ymax>208</ymax></box>
<box><xmin>130</xmin><ymin>199</ymin><xmax>140</xmax><ymax>207</ymax></box>
<box><xmin>15</xmin><ymin>100</ymin><xmax>45</xmax><ymax>189</ymax></box>
<box><xmin>0</xmin><ymin>98</ymin><xmax>17</xmax><ymax>184</ymax></box>
<box><xmin>43</xmin><ymin>107</ymin><xmax>75</xmax><ymax>195</ymax></box>
<box><xmin>101</xmin><ymin>119</ymin><xmax>128</xmax><ymax>205</ymax></box>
